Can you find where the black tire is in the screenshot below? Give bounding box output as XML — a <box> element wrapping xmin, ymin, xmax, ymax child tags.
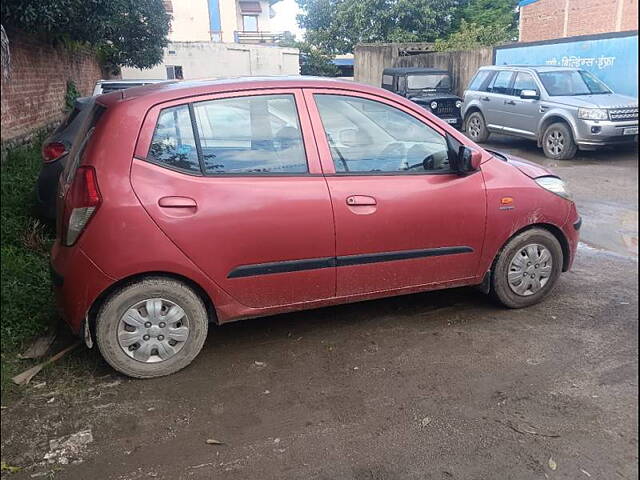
<box><xmin>542</xmin><ymin>122</ymin><xmax>577</xmax><ymax>160</ymax></box>
<box><xmin>96</xmin><ymin>277</ymin><xmax>208</xmax><ymax>378</ymax></box>
<box><xmin>490</xmin><ymin>229</ymin><xmax>563</xmax><ymax>309</ymax></box>
<box><xmin>465</xmin><ymin>111</ymin><xmax>490</xmax><ymax>143</ymax></box>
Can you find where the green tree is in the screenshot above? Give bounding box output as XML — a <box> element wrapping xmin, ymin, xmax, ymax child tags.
<box><xmin>278</xmin><ymin>34</ymin><xmax>339</xmax><ymax>76</ymax></box>
<box><xmin>1</xmin><ymin>0</ymin><xmax>170</xmax><ymax>70</ymax></box>
<box><xmin>434</xmin><ymin>19</ymin><xmax>512</xmax><ymax>51</ymax></box>
<box><xmin>437</xmin><ymin>0</ymin><xmax>518</xmax><ymax>50</ymax></box>
<box><xmin>296</xmin><ymin>0</ymin><xmax>461</xmax><ymax>54</ymax></box>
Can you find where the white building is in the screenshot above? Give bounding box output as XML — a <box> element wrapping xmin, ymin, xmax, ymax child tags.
<box><xmin>122</xmin><ymin>0</ymin><xmax>299</xmax><ymax>80</ymax></box>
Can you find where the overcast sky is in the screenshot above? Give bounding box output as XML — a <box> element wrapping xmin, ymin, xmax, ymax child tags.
<box><xmin>270</xmin><ymin>0</ymin><xmax>305</xmax><ymax>39</ymax></box>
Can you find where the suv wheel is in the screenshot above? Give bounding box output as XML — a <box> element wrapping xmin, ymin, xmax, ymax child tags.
<box><xmin>96</xmin><ymin>277</ymin><xmax>208</xmax><ymax>378</ymax></box>
<box><xmin>490</xmin><ymin>228</ymin><xmax>563</xmax><ymax>308</ymax></box>
<box><xmin>465</xmin><ymin>111</ymin><xmax>490</xmax><ymax>143</ymax></box>
<box><xmin>542</xmin><ymin>122</ymin><xmax>577</xmax><ymax>160</ymax></box>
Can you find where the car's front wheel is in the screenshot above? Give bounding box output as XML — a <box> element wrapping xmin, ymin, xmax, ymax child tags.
<box><xmin>465</xmin><ymin>111</ymin><xmax>490</xmax><ymax>143</ymax></box>
<box><xmin>96</xmin><ymin>277</ymin><xmax>208</xmax><ymax>378</ymax></box>
<box><xmin>542</xmin><ymin>122</ymin><xmax>577</xmax><ymax>159</ymax></box>
<box><xmin>490</xmin><ymin>229</ymin><xmax>563</xmax><ymax>308</ymax></box>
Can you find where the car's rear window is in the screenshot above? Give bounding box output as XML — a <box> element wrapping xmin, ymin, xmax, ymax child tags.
<box><xmin>468</xmin><ymin>70</ymin><xmax>493</xmax><ymax>91</ymax></box>
<box><xmin>147</xmin><ymin>94</ymin><xmax>308</xmax><ymax>175</ymax></box>
<box><xmin>63</xmin><ymin>103</ymin><xmax>106</xmax><ymax>184</ymax></box>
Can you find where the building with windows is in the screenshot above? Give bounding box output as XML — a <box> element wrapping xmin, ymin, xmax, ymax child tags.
<box><xmin>121</xmin><ymin>0</ymin><xmax>299</xmax><ymax>80</ymax></box>
<box><xmin>164</xmin><ymin>0</ymin><xmax>284</xmax><ymax>44</ymax></box>
<box><xmin>519</xmin><ymin>0</ymin><xmax>638</xmax><ymax>42</ymax></box>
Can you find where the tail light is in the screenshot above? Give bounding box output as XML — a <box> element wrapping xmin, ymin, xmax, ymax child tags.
<box><xmin>61</xmin><ymin>166</ymin><xmax>101</xmax><ymax>246</ymax></box>
<box><xmin>42</xmin><ymin>142</ymin><xmax>67</xmax><ymax>163</ymax></box>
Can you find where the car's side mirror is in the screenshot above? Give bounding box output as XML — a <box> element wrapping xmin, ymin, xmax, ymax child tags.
<box><xmin>520</xmin><ymin>89</ymin><xmax>540</xmax><ymax>100</ymax></box>
<box><xmin>456</xmin><ymin>146</ymin><xmax>482</xmax><ymax>174</ymax></box>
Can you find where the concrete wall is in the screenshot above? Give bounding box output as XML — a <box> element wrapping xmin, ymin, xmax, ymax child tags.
<box><xmin>395</xmin><ymin>48</ymin><xmax>494</xmax><ymax>96</ymax></box>
<box><xmin>168</xmin><ymin>0</ymin><xmax>212</xmax><ymax>42</ymax></box>
<box><xmin>519</xmin><ymin>0</ymin><xmax>638</xmax><ymax>42</ymax></box>
<box><xmin>121</xmin><ymin>42</ymin><xmax>299</xmax><ymax>80</ymax></box>
<box><xmin>354</xmin><ymin>43</ymin><xmax>435</xmax><ymax>86</ymax></box>
<box><xmin>1</xmin><ymin>31</ymin><xmax>103</xmax><ymax>146</ymax></box>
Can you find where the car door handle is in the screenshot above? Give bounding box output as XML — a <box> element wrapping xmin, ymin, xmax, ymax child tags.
<box><xmin>158</xmin><ymin>196</ymin><xmax>197</xmax><ymax>208</ymax></box>
<box><xmin>480</xmin><ymin>96</ymin><xmax>490</xmax><ymax>102</ymax></box>
<box><xmin>504</xmin><ymin>100</ymin><xmax>516</xmax><ymax>105</ymax></box>
<box><xmin>346</xmin><ymin>195</ymin><xmax>377</xmax><ymax>206</ymax></box>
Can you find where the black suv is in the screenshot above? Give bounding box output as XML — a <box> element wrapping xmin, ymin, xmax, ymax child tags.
<box><xmin>382</xmin><ymin>67</ymin><xmax>463</xmax><ymax>128</ymax></box>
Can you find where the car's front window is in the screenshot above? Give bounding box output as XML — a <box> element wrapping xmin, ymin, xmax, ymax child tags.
<box><xmin>407</xmin><ymin>74</ymin><xmax>451</xmax><ymax>91</ymax></box>
<box><xmin>314</xmin><ymin>94</ymin><xmax>451</xmax><ymax>174</ymax></box>
<box><xmin>538</xmin><ymin>70</ymin><xmax>612</xmax><ymax>96</ymax></box>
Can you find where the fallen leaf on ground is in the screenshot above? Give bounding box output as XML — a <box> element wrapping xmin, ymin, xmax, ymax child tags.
<box><xmin>206</xmin><ymin>438</ymin><xmax>224</xmax><ymax>445</ymax></box>
<box><xmin>580</xmin><ymin>469</ymin><xmax>591</xmax><ymax>477</ymax></box>
<box><xmin>548</xmin><ymin>457</ymin><xmax>557</xmax><ymax>471</ymax></box>
<box><xmin>420</xmin><ymin>417</ymin><xmax>432</xmax><ymax>427</ymax></box>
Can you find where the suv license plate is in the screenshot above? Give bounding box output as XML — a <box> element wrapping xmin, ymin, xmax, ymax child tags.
<box><xmin>623</xmin><ymin>127</ymin><xmax>638</xmax><ymax>135</ymax></box>
<box><xmin>444</xmin><ymin>118</ymin><xmax>458</xmax><ymax>124</ymax></box>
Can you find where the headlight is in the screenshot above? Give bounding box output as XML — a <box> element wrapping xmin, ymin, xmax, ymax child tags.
<box><xmin>535</xmin><ymin>176</ymin><xmax>572</xmax><ymax>201</ymax></box>
<box><xmin>455</xmin><ymin>100</ymin><xmax>463</xmax><ymax>109</ymax></box>
<box><xmin>578</xmin><ymin>108</ymin><xmax>608</xmax><ymax>120</ymax></box>
<box><xmin>430</xmin><ymin>101</ymin><xmax>438</xmax><ymax>110</ymax></box>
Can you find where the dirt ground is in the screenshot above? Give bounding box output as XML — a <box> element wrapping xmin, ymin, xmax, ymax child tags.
<box><xmin>1</xmin><ymin>138</ymin><xmax>638</xmax><ymax>480</ymax></box>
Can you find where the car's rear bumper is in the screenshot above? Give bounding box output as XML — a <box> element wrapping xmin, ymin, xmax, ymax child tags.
<box><xmin>50</xmin><ymin>241</ymin><xmax>115</xmax><ymax>335</ymax></box>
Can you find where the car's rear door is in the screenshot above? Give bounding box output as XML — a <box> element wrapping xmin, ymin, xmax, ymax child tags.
<box><xmin>483</xmin><ymin>70</ymin><xmax>516</xmax><ymax>130</ymax></box>
<box><xmin>131</xmin><ymin>89</ymin><xmax>336</xmax><ymax>308</ymax></box>
<box><xmin>304</xmin><ymin>88</ymin><xmax>487</xmax><ymax>297</ymax></box>
<box><xmin>503</xmin><ymin>71</ymin><xmax>543</xmax><ymax>137</ymax></box>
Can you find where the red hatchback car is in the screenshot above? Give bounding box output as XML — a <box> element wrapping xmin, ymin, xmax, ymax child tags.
<box><xmin>51</xmin><ymin>77</ymin><xmax>580</xmax><ymax>378</ymax></box>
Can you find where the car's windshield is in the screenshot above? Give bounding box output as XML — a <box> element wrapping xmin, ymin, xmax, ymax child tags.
<box><xmin>407</xmin><ymin>74</ymin><xmax>451</xmax><ymax>90</ymax></box>
<box><xmin>538</xmin><ymin>70</ymin><xmax>612</xmax><ymax>96</ymax></box>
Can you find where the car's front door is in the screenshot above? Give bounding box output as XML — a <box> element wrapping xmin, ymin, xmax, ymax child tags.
<box><xmin>305</xmin><ymin>89</ymin><xmax>487</xmax><ymax>297</ymax></box>
<box><xmin>501</xmin><ymin>71</ymin><xmax>543</xmax><ymax>137</ymax></box>
<box><xmin>131</xmin><ymin>89</ymin><xmax>336</xmax><ymax>308</ymax></box>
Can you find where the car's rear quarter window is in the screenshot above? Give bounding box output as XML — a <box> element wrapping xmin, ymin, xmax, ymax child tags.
<box><xmin>148</xmin><ymin>105</ymin><xmax>201</xmax><ymax>174</ymax></box>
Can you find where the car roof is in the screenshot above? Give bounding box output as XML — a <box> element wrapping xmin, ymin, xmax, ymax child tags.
<box><xmin>481</xmin><ymin>65</ymin><xmax>583</xmax><ymax>73</ymax></box>
<box><xmin>96</xmin><ymin>76</ymin><xmax>389</xmax><ymax>108</ymax></box>
<box><xmin>383</xmin><ymin>67</ymin><xmax>450</xmax><ymax>75</ymax></box>
<box><xmin>96</xmin><ymin>79</ymin><xmax>166</xmax><ymax>84</ymax></box>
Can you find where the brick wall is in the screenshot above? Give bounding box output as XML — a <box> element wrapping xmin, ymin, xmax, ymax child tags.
<box><xmin>0</xmin><ymin>31</ymin><xmax>104</xmax><ymax>146</ymax></box>
<box><xmin>520</xmin><ymin>0</ymin><xmax>639</xmax><ymax>42</ymax></box>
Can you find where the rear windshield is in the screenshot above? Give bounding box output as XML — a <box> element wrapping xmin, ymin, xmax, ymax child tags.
<box><xmin>63</xmin><ymin>102</ymin><xmax>106</xmax><ymax>183</ymax></box>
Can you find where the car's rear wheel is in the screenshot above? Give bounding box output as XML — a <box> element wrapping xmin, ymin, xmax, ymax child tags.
<box><xmin>542</xmin><ymin>122</ymin><xmax>577</xmax><ymax>159</ymax></box>
<box><xmin>490</xmin><ymin>229</ymin><xmax>563</xmax><ymax>308</ymax></box>
<box><xmin>96</xmin><ymin>277</ymin><xmax>208</xmax><ymax>378</ymax></box>
<box><xmin>465</xmin><ymin>111</ymin><xmax>490</xmax><ymax>143</ymax></box>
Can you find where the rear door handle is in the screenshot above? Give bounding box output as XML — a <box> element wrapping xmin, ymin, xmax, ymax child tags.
<box><xmin>346</xmin><ymin>195</ymin><xmax>377</xmax><ymax>206</ymax></box>
<box><xmin>504</xmin><ymin>100</ymin><xmax>516</xmax><ymax>105</ymax></box>
<box><xmin>158</xmin><ymin>196</ymin><xmax>197</xmax><ymax>208</ymax></box>
<box><xmin>481</xmin><ymin>96</ymin><xmax>490</xmax><ymax>102</ymax></box>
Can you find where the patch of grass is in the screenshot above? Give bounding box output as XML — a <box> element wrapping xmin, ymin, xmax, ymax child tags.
<box><xmin>1</xmin><ymin>137</ymin><xmax>57</xmax><ymax>393</ymax></box>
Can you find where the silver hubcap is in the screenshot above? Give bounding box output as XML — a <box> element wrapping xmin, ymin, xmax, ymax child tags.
<box><xmin>117</xmin><ymin>298</ymin><xmax>190</xmax><ymax>363</ymax></box>
<box><xmin>468</xmin><ymin>117</ymin><xmax>481</xmax><ymax>138</ymax></box>
<box><xmin>546</xmin><ymin>130</ymin><xmax>565</xmax><ymax>155</ymax></box>
<box><xmin>507</xmin><ymin>244</ymin><xmax>553</xmax><ymax>296</ymax></box>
